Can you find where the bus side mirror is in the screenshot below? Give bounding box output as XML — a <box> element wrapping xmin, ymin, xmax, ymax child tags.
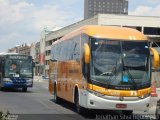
<box><xmin>33</xmin><ymin>62</ymin><xmax>35</xmax><ymax>67</ymax></box>
<box><xmin>150</xmin><ymin>47</ymin><xmax>159</xmax><ymax>69</ymax></box>
<box><xmin>52</xmin><ymin>59</ymin><xmax>57</xmax><ymax>62</ymax></box>
<box><xmin>84</xmin><ymin>43</ymin><xmax>90</xmax><ymax>64</ymax></box>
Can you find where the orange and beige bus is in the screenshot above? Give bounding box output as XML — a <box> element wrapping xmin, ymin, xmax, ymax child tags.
<box><xmin>49</xmin><ymin>25</ymin><xmax>159</xmax><ymax>114</ymax></box>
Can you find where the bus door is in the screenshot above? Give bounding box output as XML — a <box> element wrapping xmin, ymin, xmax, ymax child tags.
<box><xmin>60</xmin><ymin>62</ymin><xmax>69</xmax><ymax>100</ymax></box>
<box><xmin>55</xmin><ymin>62</ymin><xmax>62</xmax><ymax>98</ymax></box>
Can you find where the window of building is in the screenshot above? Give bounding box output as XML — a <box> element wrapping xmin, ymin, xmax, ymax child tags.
<box><xmin>123</xmin><ymin>26</ymin><xmax>142</xmax><ymax>32</ymax></box>
<box><xmin>89</xmin><ymin>7</ymin><xmax>92</xmax><ymax>10</ymax></box>
<box><xmin>89</xmin><ymin>0</ymin><xmax>92</xmax><ymax>3</ymax></box>
<box><xmin>94</xmin><ymin>12</ymin><xmax>97</xmax><ymax>15</ymax></box>
<box><xmin>144</xmin><ymin>27</ymin><xmax>160</xmax><ymax>35</ymax></box>
<box><xmin>45</xmin><ymin>60</ymin><xmax>49</xmax><ymax>65</ymax></box>
<box><xmin>46</xmin><ymin>40</ymin><xmax>52</xmax><ymax>47</ymax></box>
<box><xmin>45</xmin><ymin>50</ymin><xmax>51</xmax><ymax>56</ymax></box>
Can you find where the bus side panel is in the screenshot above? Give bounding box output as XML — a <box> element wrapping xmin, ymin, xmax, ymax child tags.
<box><xmin>56</xmin><ymin>60</ymin><xmax>84</xmax><ymax>103</ymax></box>
<box><xmin>49</xmin><ymin>61</ymin><xmax>56</xmax><ymax>94</ymax></box>
<box><xmin>58</xmin><ymin>61</ymin><xmax>68</xmax><ymax>100</ymax></box>
<box><xmin>66</xmin><ymin>60</ymin><xmax>83</xmax><ymax>103</ymax></box>
<box><xmin>56</xmin><ymin>62</ymin><xmax>64</xmax><ymax>99</ymax></box>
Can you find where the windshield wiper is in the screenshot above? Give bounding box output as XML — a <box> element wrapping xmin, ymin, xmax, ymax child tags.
<box><xmin>123</xmin><ymin>66</ymin><xmax>138</xmax><ymax>90</ymax></box>
<box><xmin>107</xmin><ymin>61</ymin><xmax>119</xmax><ymax>85</ymax></box>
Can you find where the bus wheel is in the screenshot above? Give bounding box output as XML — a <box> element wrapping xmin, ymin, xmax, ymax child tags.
<box><xmin>156</xmin><ymin>100</ymin><xmax>160</xmax><ymax>120</ymax></box>
<box><xmin>156</xmin><ymin>109</ymin><xmax>160</xmax><ymax>120</ymax></box>
<box><xmin>75</xmin><ymin>90</ymin><xmax>84</xmax><ymax>114</ymax></box>
<box><xmin>0</xmin><ymin>87</ymin><xmax>5</xmax><ymax>91</ymax></box>
<box><xmin>22</xmin><ymin>87</ymin><xmax>27</xmax><ymax>92</ymax></box>
<box><xmin>54</xmin><ymin>85</ymin><xmax>61</xmax><ymax>103</ymax></box>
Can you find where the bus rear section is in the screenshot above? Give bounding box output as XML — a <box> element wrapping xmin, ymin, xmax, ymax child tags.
<box><xmin>0</xmin><ymin>54</ymin><xmax>34</xmax><ymax>92</ymax></box>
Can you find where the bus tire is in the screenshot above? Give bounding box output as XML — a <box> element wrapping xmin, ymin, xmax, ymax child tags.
<box><xmin>156</xmin><ymin>109</ymin><xmax>160</xmax><ymax>120</ymax></box>
<box><xmin>0</xmin><ymin>87</ymin><xmax>5</xmax><ymax>91</ymax></box>
<box><xmin>156</xmin><ymin>100</ymin><xmax>160</xmax><ymax>120</ymax></box>
<box><xmin>54</xmin><ymin>84</ymin><xmax>61</xmax><ymax>104</ymax></box>
<box><xmin>22</xmin><ymin>87</ymin><xmax>27</xmax><ymax>92</ymax></box>
<box><xmin>74</xmin><ymin>88</ymin><xmax>84</xmax><ymax>114</ymax></box>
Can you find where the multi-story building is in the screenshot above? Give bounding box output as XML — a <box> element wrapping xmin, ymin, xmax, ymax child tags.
<box><xmin>43</xmin><ymin>14</ymin><xmax>160</xmax><ymax>76</ymax></box>
<box><xmin>30</xmin><ymin>42</ymin><xmax>44</xmax><ymax>76</ymax></box>
<box><xmin>39</xmin><ymin>28</ymin><xmax>51</xmax><ymax>76</ymax></box>
<box><xmin>18</xmin><ymin>44</ymin><xmax>31</xmax><ymax>56</ymax></box>
<box><xmin>31</xmin><ymin>41</ymin><xmax>46</xmax><ymax>76</ymax></box>
<box><xmin>84</xmin><ymin>0</ymin><xmax>128</xmax><ymax>19</ymax></box>
<box><xmin>30</xmin><ymin>43</ymin><xmax>36</xmax><ymax>59</ymax></box>
<box><xmin>8</xmin><ymin>46</ymin><xmax>20</xmax><ymax>53</ymax></box>
<box><xmin>8</xmin><ymin>43</ymin><xmax>31</xmax><ymax>55</ymax></box>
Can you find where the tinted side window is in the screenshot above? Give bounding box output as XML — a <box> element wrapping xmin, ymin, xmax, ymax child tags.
<box><xmin>60</xmin><ymin>41</ymin><xmax>68</xmax><ymax>61</ymax></box>
<box><xmin>59</xmin><ymin>42</ymin><xmax>64</xmax><ymax>61</ymax></box>
<box><xmin>51</xmin><ymin>45</ymin><xmax>55</xmax><ymax>60</ymax></box>
<box><xmin>51</xmin><ymin>35</ymin><xmax>81</xmax><ymax>61</ymax></box>
<box><xmin>72</xmin><ymin>36</ymin><xmax>80</xmax><ymax>60</ymax></box>
<box><xmin>67</xmin><ymin>40</ymin><xmax>72</xmax><ymax>60</ymax></box>
<box><xmin>57</xmin><ymin>43</ymin><xmax>61</xmax><ymax>61</ymax></box>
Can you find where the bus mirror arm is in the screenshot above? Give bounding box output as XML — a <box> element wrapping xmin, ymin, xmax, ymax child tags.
<box><xmin>52</xmin><ymin>59</ymin><xmax>58</xmax><ymax>62</ymax></box>
<box><xmin>150</xmin><ymin>47</ymin><xmax>159</xmax><ymax>69</ymax></box>
<box><xmin>84</xmin><ymin>43</ymin><xmax>90</xmax><ymax>64</ymax></box>
<box><xmin>33</xmin><ymin>62</ymin><xmax>35</xmax><ymax>67</ymax></box>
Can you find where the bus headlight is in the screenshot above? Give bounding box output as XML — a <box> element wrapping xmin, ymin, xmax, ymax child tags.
<box><xmin>4</xmin><ymin>79</ymin><xmax>13</xmax><ymax>83</ymax></box>
<box><xmin>139</xmin><ymin>93</ymin><xmax>150</xmax><ymax>99</ymax></box>
<box><xmin>87</xmin><ymin>89</ymin><xmax>105</xmax><ymax>97</ymax></box>
<box><xmin>26</xmin><ymin>79</ymin><xmax>33</xmax><ymax>83</ymax></box>
<box><xmin>26</xmin><ymin>79</ymin><xmax>33</xmax><ymax>85</ymax></box>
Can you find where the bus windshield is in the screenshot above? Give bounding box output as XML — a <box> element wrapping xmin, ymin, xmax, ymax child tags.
<box><xmin>5</xmin><ymin>59</ymin><xmax>33</xmax><ymax>78</ymax></box>
<box><xmin>90</xmin><ymin>38</ymin><xmax>150</xmax><ymax>90</ymax></box>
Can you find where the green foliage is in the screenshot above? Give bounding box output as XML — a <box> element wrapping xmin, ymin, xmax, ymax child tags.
<box><xmin>0</xmin><ymin>111</ymin><xmax>10</xmax><ymax>120</ymax></box>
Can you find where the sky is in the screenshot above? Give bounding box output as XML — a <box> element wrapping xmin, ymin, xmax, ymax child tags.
<box><xmin>0</xmin><ymin>0</ymin><xmax>160</xmax><ymax>52</ymax></box>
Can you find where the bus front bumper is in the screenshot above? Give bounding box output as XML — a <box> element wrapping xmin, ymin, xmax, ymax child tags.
<box><xmin>80</xmin><ymin>90</ymin><xmax>150</xmax><ymax>112</ymax></box>
<box><xmin>3</xmin><ymin>83</ymin><xmax>32</xmax><ymax>88</ymax></box>
<box><xmin>3</xmin><ymin>78</ymin><xmax>33</xmax><ymax>88</ymax></box>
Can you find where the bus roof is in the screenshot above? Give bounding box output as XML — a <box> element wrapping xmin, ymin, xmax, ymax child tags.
<box><xmin>53</xmin><ymin>25</ymin><xmax>147</xmax><ymax>45</ymax></box>
<box><xmin>0</xmin><ymin>53</ymin><xmax>30</xmax><ymax>56</ymax></box>
<box><xmin>0</xmin><ymin>53</ymin><xmax>19</xmax><ymax>55</ymax></box>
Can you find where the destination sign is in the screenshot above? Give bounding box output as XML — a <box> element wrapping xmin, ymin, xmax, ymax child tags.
<box><xmin>95</xmin><ymin>41</ymin><xmax>119</xmax><ymax>45</ymax></box>
<box><xmin>7</xmin><ymin>55</ymin><xmax>31</xmax><ymax>60</ymax></box>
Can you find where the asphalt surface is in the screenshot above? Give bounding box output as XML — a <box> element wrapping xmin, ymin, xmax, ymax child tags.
<box><xmin>0</xmin><ymin>81</ymin><xmax>159</xmax><ymax>120</ymax></box>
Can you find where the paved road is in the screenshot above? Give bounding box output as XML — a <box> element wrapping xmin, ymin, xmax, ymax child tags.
<box><xmin>0</xmin><ymin>81</ymin><xmax>77</xmax><ymax>114</ymax></box>
<box><xmin>0</xmin><ymin>81</ymin><xmax>83</xmax><ymax>120</ymax></box>
<box><xmin>0</xmin><ymin>81</ymin><xmax>159</xmax><ymax>120</ymax></box>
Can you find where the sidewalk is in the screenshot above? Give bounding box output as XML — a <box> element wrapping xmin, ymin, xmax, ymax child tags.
<box><xmin>157</xmin><ymin>88</ymin><xmax>160</xmax><ymax>98</ymax></box>
<box><xmin>149</xmin><ymin>88</ymin><xmax>160</xmax><ymax>108</ymax></box>
<box><xmin>34</xmin><ymin>76</ymin><xmax>48</xmax><ymax>83</ymax></box>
